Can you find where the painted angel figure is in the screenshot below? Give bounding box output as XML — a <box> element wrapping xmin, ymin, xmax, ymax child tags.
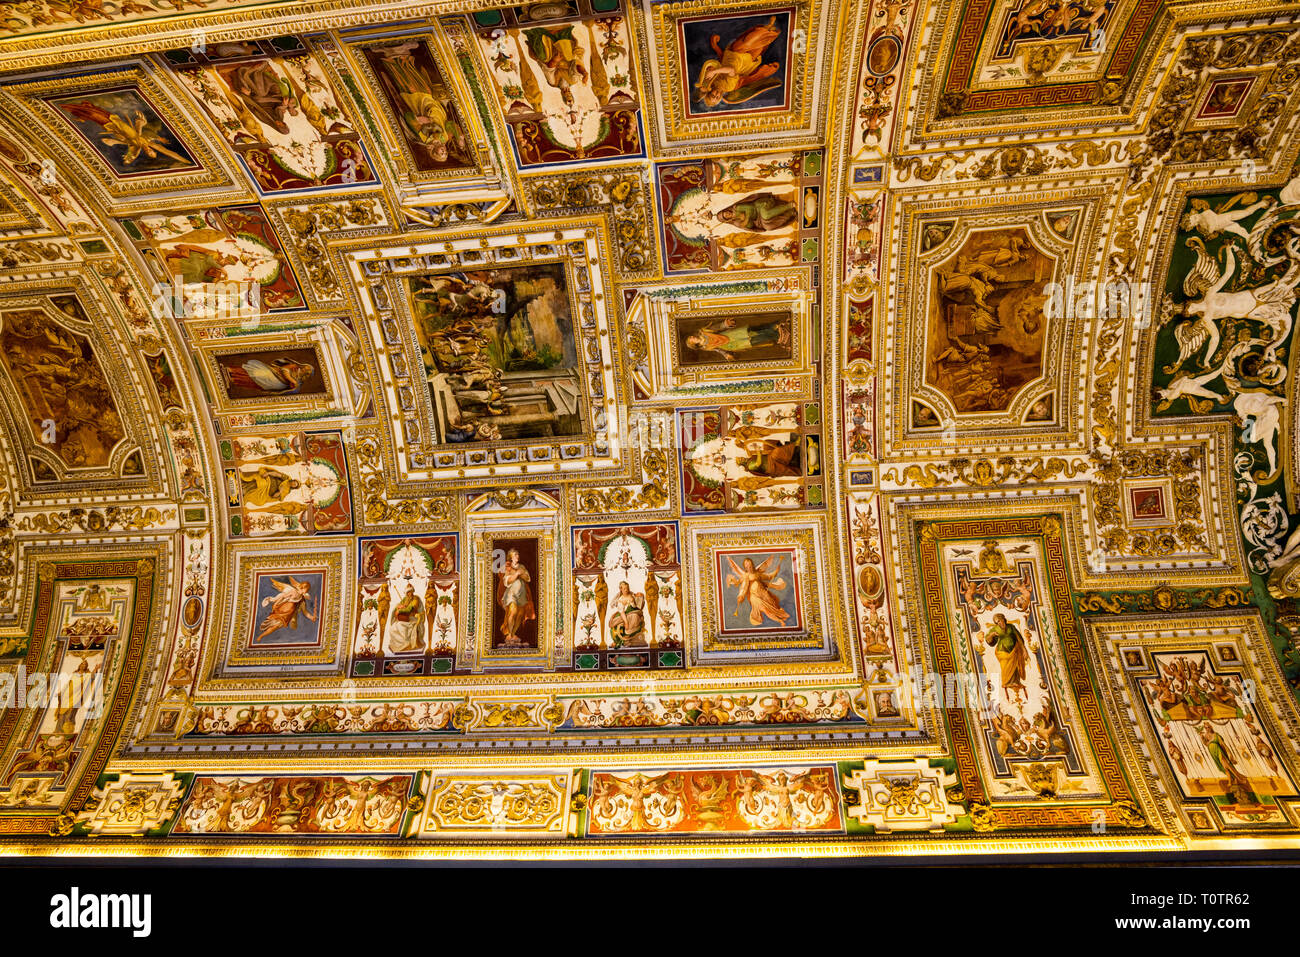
<box><xmin>693</xmin><ymin>15</ymin><xmax>785</xmax><ymax>109</ymax></box>
<box><xmin>256</xmin><ymin>575</ymin><xmax>317</xmax><ymax>640</ymax></box>
<box><xmin>724</xmin><ymin>555</ymin><xmax>791</xmax><ymax>627</ymax></box>
<box><xmin>58</xmin><ymin>101</ymin><xmax>191</xmax><ymax>167</ymax></box>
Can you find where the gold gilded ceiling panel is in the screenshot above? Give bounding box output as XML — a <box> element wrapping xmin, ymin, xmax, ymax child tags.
<box><xmin>0</xmin><ymin>0</ymin><xmax>1297</xmax><ymax>862</ymax></box>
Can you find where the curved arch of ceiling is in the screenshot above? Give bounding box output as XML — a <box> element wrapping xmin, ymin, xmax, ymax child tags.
<box><xmin>0</xmin><ymin>0</ymin><xmax>1296</xmax><ymax>854</ymax></box>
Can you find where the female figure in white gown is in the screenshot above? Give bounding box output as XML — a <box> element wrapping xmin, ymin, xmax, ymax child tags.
<box><xmin>497</xmin><ymin>549</ymin><xmax>535</xmax><ymax>646</ymax></box>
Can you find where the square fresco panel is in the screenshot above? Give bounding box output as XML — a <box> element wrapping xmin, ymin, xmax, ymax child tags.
<box><xmin>407</xmin><ymin>262</ymin><xmax>583</xmax><ymax>445</ymax></box>
<box><xmin>250</xmin><ymin>570</ymin><xmax>325</xmax><ymax>647</ymax></box>
<box><xmin>715</xmin><ymin>547</ymin><xmax>803</xmax><ymax>637</ymax></box>
<box><xmin>45</xmin><ymin>86</ymin><xmax>200</xmax><ymax>177</ymax></box>
<box><xmin>1128</xmin><ymin>486</ymin><xmax>1167</xmax><ymax>521</ymax></box>
<box><xmin>170</xmin><ymin>40</ymin><xmax>375</xmax><ymax>193</ymax></box>
<box><xmin>1199</xmin><ymin>77</ymin><xmax>1252</xmax><ymax>118</ymax></box>
<box><xmin>681</xmin><ymin>9</ymin><xmax>793</xmax><ymax>117</ymax></box>
<box><xmin>473</xmin><ymin>4</ymin><xmax>642</xmax><ymax>168</ymax></box>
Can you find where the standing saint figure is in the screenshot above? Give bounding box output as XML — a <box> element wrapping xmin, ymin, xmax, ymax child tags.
<box><xmin>497</xmin><ymin>548</ymin><xmax>535</xmax><ymax>646</ymax></box>
<box><xmin>685</xmin><ymin>316</ymin><xmax>789</xmax><ymax>361</ymax></box>
<box><xmin>724</xmin><ymin>555</ymin><xmax>790</xmax><ymax>627</ymax></box>
<box><xmin>386</xmin><ymin>583</ymin><xmax>425</xmax><ymax>654</ymax></box>
<box><xmin>981</xmin><ymin>612</ymin><xmax>1028</xmax><ymax>701</ymax></box>
<box><xmin>1199</xmin><ymin>722</ymin><xmax>1259</xmax><ymax>805</ymax></box>
<box><xmin>256</xmin><ymin>576</ymin><xmax>317</xmax><ymax>640</ymax></box>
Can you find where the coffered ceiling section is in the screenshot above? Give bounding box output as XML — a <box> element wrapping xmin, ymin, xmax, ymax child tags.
<box><xmin>0</xmin><ymin>0</ymin><xmax>1299</xmax><ymax>858</ymax></box>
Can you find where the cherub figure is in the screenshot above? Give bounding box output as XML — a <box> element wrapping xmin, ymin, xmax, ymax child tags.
<box><xmin>724</xmin><ymin>555</ymin><xmax>790</xmax><ymax>627</ymax></box>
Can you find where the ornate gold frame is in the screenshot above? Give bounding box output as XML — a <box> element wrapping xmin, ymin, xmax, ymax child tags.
<box><xmin>0</xmin><ymin>65</ymin><xmax>240</xmax><ymax>212</ymax></box>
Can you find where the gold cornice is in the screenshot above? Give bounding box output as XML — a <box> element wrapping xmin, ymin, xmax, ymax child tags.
<box><xmin>0</xmin><ymin>2</ymin><xmax>507</xmax><ymax>70</ymax></box>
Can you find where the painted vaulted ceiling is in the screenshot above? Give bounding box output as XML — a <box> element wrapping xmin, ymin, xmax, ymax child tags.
<box><xmin>0</xmin><ymin>0</ymin><xmax>1298</xmax><ymax>858</ymax></box>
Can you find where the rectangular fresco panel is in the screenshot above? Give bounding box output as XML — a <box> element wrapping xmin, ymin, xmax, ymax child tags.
<box><xmin>352</xmin><ymin>535</ymin><xmax>459</xmax><ymax>678</ymax></box>
<box><xmin>939</xmin><ymin>537</ymin><xmax>1102</xmax><ymax>799</ymax></box>
<box><xmin>168</xmin><ymin>38</ymin><xmax>375</xmax><ymax>193</ymax></box>
<box><xmin>679</xmin><ymin>400</ymin><xmax>823</xmax><ymax>513</ymax></box>
<box><xmin>215</xmin><ymin>346</ymin><xmax>327</xmax><ymax>400</ymax></box>
<box><xmin>144</xmin><ymin>352</ymin><xmax>183</xmax><ymax>411</ymax></box>
<box><xmin>656</xmin><ymin>149</ymin><xmax>821</xmax><ymax>273</ymax></box>
<box><xmin>570</xmin><ymin>523</ymin><xmax>684</xmax><ymax>671</ymax></box>
<box><xmin>123</xmin><ymin>205</ymin><xmax>305</xmax><ymax>314</ymax></box>
<box><xmin>715</xmin><ymin>547</ymin><xmax>802</xmax><ymax>637</ymax></box>
<box><xmin>926</xmin><ymin>227</ymin><xmax>1053</xmax><ymax>414</ymax></box>
<box><xmin>473</xmin><ymin>2</ymin><xmax>642</xmax><ymax>167</ymax></box>
<box><xmin>174</xmin><ymin>775</ymin><xmax>413</xmax><ymax>834</ymax></box>
<box><xmin>1138</xmin><ymin>650</ymin><xmax>1296</xmax><ymax>826</ymax></box>
<box><xmin>359</xmin><ymin>38</ymin><xmax>476</xmax><ymax>173</ymax></box>
<box><xmin>220</xmin><ymin>431</ymin><xmax>352</xmax><ymax>538</ymax></box>
<box><xmin>45</xmin><ymin>86</ymin><xmax>199</xmax><ymax>177</ymax></box>
<box><xmin>0</xmin><ymin>565</ymin><xmax>147</xmax><ymax>823</ymax></box>
<box><xmin>407</xmin><ymin>263</ymin><xmax>583</xmax><ymax>445</ymax></box>
<box><xmin>915</xmin><ymin>517</ymin><xmax>1148</xmax><ymax>831</ymax></box>
<box><xmin>674</xmin><ymin>309</ymin><xmax>793</xmax><ymax>368</ymax></box>
<box><xmin>587</xmin><ymin>767</ymin><xmax>841</xmax><ymax>833</ymax></box>
<box><xmin>490</xmin><ymin>537</ymin><xmax>540</xmax><ymax>651</ymax></box>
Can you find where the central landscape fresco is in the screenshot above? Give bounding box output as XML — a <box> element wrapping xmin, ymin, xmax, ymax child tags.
<box><xmin>407</xmin><ymin>262</ymin><xmax>584</xmax><ymax>446</ymax></box>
